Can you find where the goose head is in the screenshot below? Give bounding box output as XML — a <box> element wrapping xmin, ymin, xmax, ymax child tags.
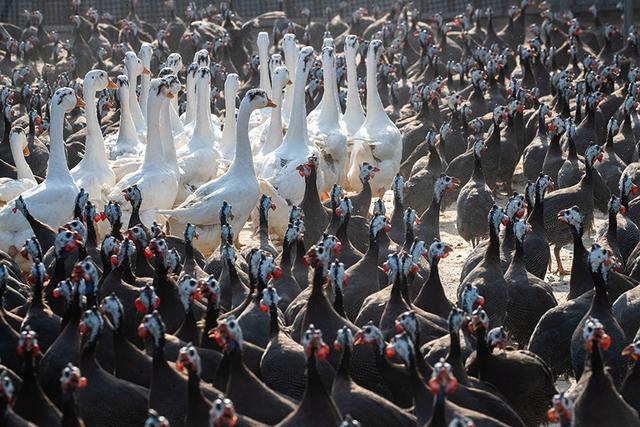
<box><xmin>20</xmin><ymin>236</ymin><xmax>42</xmax><ymax>261</ymax></box>
<box><xmin>145</xmin><ymin>409</ymin><xmax>169</xmax><ymax>427</ymax></box>
<box><xmin>259</xmin><ymin>284</ymin><xmax>280</xmax><ymax>312</ymax></box>
<box><xmin>547</xmin><ymin>393</ymin><xmax>574</xmax><ymax>425</ymax></box>
<box><xmin>459</xmin><ymin>284</ymin><xmax>485</xmax><ymax>315</ymax></box>
<box><xmin>583</xmin><ymin>316</ymin><xmax>611</xmax><ymax>353</ymax></box>
<box><xmin>51</xmin><ymin>87</ymin><xmax>84</xmax><ymax>113</ymax></box>
<box><xmin>8</xmin><ymin>127</ymin><xmax>29</xmax><ymax>157</ymax></box>
<box><xmin>224</xmin><ymin>72</ymin><xmax>240</xmax><ymax>95</ymax></box>
<box><xmin>166</xmin><ymin>53</ymin><xmax>183</xmax><ymax>74</ymax></box>
<box><xmin>196</xmin><ymin>66</ymin><xmax>211</xmax><ymax>87</ymax></box>
<box><xmin>242</xmin><ymin>88</ymin><xmax>276</xmax><ymax>110</ymax></box>
<box><xmin>210</xmin><ymin>315</ymin><xmax>243</xmax><ymax>352</ymax></box>
<box><xmin>272</xmin><ymin>66</ymin><xmax>290</xmax><ymax>92</ymax></box>
<box><xmin>16</xmin><ymin>325</ymin><xmax>40</xmax><ymax>358</ymax></box>
<box><xmin>60</xmin><ymin>363</ymin><xmax>87</xmax><ymax>392</ymax></box>
<box><xmin>178</xmin><ymin>275</ymin><xmax>201</xmax><ymax>311</ymax></box>
<box><xmin>124</xmin><ymin>52</ymin><xmax>147</xmax><ymax>77</ymax></box>
<box><xmin>138</xmin><ymin>311</ymin><xmax>166</xmax><ymax>349</ymax></box>
<box><xmin>176</xmin><ymin>342</ymin><xmax>202</xmax><ymax>375</ymax></box>
<box><xmin>210</xmin><ymin>395</ymin><xmax>238</xmax><ymax>427</ymax></box>
<box><xmin>345</xmin><ymin>34</ymin><xmax>359</xmax><ymax>55</ymax></box>
<box><xmin>139</xmin><ymin>43</ymin><xmax>153</xmax><ymax>66</ymax></box>
<box><xmin>359</xmin><ymin>162</ymin><xmax>380</xmax><ymax>182</ymax></box>
<box><xmin>84</xmin><ymin>69</ymin><xmax>117</xmax><ymax>92</ymax></box>
<box><xmin>193</xmin><ymin>49</ymin><xmax>209</xmax><ymax>68</ymax></box>
<box><xmin>79</xmin><ymin>308</ymin><xmax>104</xmax><ymax>345</ymax></box>
<box><xmin>486</xmin><ymin>326</ymin><xmax>507</xmax><ymax>351</ymax></box>
<box><xmin>100</xmin><ymin>294</ymin><xmax>124</xmax><ymax>330</ymax></box>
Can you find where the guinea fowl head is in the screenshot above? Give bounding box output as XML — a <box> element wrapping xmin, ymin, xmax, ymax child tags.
<box><xmin>136</xmin><ymin>285</ymin><xmax>160</xmax><ymax>314</ymax></box>
<box><xmin>619</xmin><ymin>174</ymin><xmax>639</xmax><ymax>203</ymax></box>
<box><xmin>210</xmin><ymin>315</ymin><xmax>243</xmax><ymax>352</ymax></box>
<box><xmin>60</xmin><ymin>363</ymin><xmax>87</xmax><ymax>392</ymax></box>
<box><xmin>320</xmin><ymin>234</ymin><xmax>342</xmax><ymax>257</ymax></box>
<box><xmin>428</xmin><ymin>239</ymin><xmax>453</xmax><ymax>263</ymax></box>
<box><xmin>471</xmin><ymin>137</ymin><xmax>486</xmax><ymax>160</ymax></box>
<box><xmin>448</xmin><ymin>308</ymin><xmax>467</xmax><ymax>333</ymax></box>
<box><xmin>0</xmin><ymin>369</ymin><xmax>15</xmax><ymax>404</ymax></box>
<box><xmin>504</xmin><ymin>192</ymin><xmax>526</xmax><ymax>221</ymax></box>
<box><xmin>122</xmin><ymin>185</ymin><xmax>142</xmax><ymax>209</ymax></box>
<box><xmin>428</xmin><ymin>359</ymin><xmax>458</xmax><ymax>396</ymax></box>
<box><xmin>328</xmin><ymin>259</ymin><xmax>348</xmax><ymax>292</ymax></box>
<box><xmin>54</xmin><ymin>228</ymin><xmax>82</xmax><ymax>257</ymax></box>
<box><xmin>328</xmin><ymin>184</ymin><xmax>343</xmax><ymax>208</ymax></box>
<box><xmin>607</xmin><ymin>117</ymin><xmax>619</xmax><ymax>136</ymax></box>
<box><xmin>146</xmin><ymin>237</ymin><xmax>169</xmax><ymax>264</ymax></box>
<box><xmin>182</xmin><ymin>223</ymin><xmax>198</xmax><ymax>244</ymax></box>
<box><xmin>102</xmin><ymin>201</ymin><xmax>122</xmax><ymax>226</ymax></box>
<box><xmin>138</xmin><ymin>311</ymin><xmax>166</xmax><ymax>349</ymax></box>
<box><xmin>52</xmin><ymin>279</ymin><xmax>75</xmax><ymax>306</ymax></box>
<box><xmin>178</xmin><ymin>275</ymin><xmax>201</xmax><ymax>311</ymax></box>
<box><xmin>448</xmin><ymin>414</ymin><xmax>475</xmax><ymax>427</ymax></box>
<box><xmin>492</xmin><ymin>105</ymin><xmax>509</xmax><ymax>125</ymax></box>
<box><xmin>370</xmin><ymin>213</ymin><xmax>392</xmax><ymax>239</ymax></box>
<box><xmin>79</xmin><ymin>308</ymin><xmax>104</xmax><ymax>344</ymax></box>
<box><xmin>302</xmin><ymin>325</ymin><xmax>330</xmax><ymax>360</ymax></box>
<box><xmin>486</xmin><ymin>326</ymin><xmax>507</xmax><ymax>351</ymax></box>
<box><xmin>259</xmin><ymin>284</ymin><xmax>280</xmax><ymax>312</ymax></box>
<box><xmin>144</xmin><ymin>409</ymin><xmax>170</xmax><ymax>427</ymax></box>
<box><xmin>176</xmin><ymin>342</ymin><xmax>202</xmax><ymax>375</ymax></box>
<box><xmin>557</xmin><ymin>205</ymin><xmax>583</xmax><ymax>235</ymax></box>
<box><xmin>126</xmin><ymin>225</ymin><xmax>149</xmax><ymax>248</ymax></box>
<box><xmin>488</xmin><ymin>205</ymin><xmax>510</xmax><ymax>233</ymax></box>
<box><xmin>258</xmin><ymin>255</ymin><xmax>281</xmax><ymax>282</ymax></box>
<box><xmin>259</xmin><ymin>195</ymin><xmax>276</xmax><ymax>216</ymax></box>
<box><xmin>12</xmin><ymin>195</ymin><xmax>29</xmax><ymax>216</ymax></box>
<box><xmin>210</xmin><ymin>395</ymin><xmax>238</xmax><ymax>427</ymax></box>
<box><xmin>468</xmin><ymin>307</ymin><xmax>490</xmax><ymax>333</ymax></box>
<box><xmin>333</xmin><ymin>326</ymin><xmax>354</xmax><ymax>353</ymax></box>
<box><xmin>434</xmin><ymin>174</ymin><xmax>460</xmax><ymax>201</ymax></box>
<box><xmin>199</xmin><ymin>276</ymin><xmax>221</xmax><ymax>308</ymax></box>
<box><xmin>513</xmin><ymin>219</ymin><xmax>532</xmax><ymax>243</ymax></box>
<box><xmin>73</xmin><ymin>257</ymin><xmax>99</xmax><ymax>296</ymax></box>
<box><xmin>582</xmin><ymin>317</ymin><xmax>611</xmax><ymax>353</ymax></box>
<box><xmin>29</xmin><ymin>259</ymin><xmax>47</xmax><ymax>284</ymax></box>
<box><xmin>547</xmin><ymin>393</ymin><xmax>574</xmax><ymax>425</ymax></box>
<box><xmin>372</xmin><ymin>198</ymin><xmax>386</xmax><ymax>216</ymax></box>
<box><xmin>17</xmin><ymin>326</ymin><xmax>40</xmax><ymax>357</ymax></box>
<box><xmin>100</xmin><ymin>294</ymin><xmax>124</xmax><ymax>329</ymax></box>
<box><xmin>403</xmin><ymin>208</ymin><xmax>420</xmax><ymax>229</ymax></box>
<box><xmin>219</xmin><ymin>201</ymin><xmax>234</xmax><ymax>223</ymax></box>
<box><xmin>588</xmin><ymin>244</ymin><xmax>613</xmax><ymax>274</ymax></box>
<box><xmin>385</xmin><ymin>332</ymin><xmax>413</xmax><ymax>366</ymax></box>
<box><xmin>608</xmin><ymin>195</ymin><xmax>624</xmax><ymax>215</ymax></box>
<box><xmin>359</xmin><ymin>162</ymin><xmax>380</xmax><ymax>182</ymax></box>
<box><xmin>459</xmin><ymin>284</ymin><xmax>485</xmax><ymax>315</ymax></box>
<box><xmin>623</xmin><ymin>95</ymin><xmax>638</xmax><ymax>114</ymax></box>
<box><xmin>114</xmin><ymin>238</ymin><xmax>135</xmax><ymax>267</ymax></box>
<box><xmin>395</xmin><ymin>310</ymin><xmax>418</xmax><ymax>342</ymax></box>
<box><xmin>354</xmin><ymin>322</ymin><xmax>385</xmax><ymax>350</ymax></box>
<box><xmin>65</xmin><ymin>220</ymin><xmax>87</xmax><ymax>244</ymax></box>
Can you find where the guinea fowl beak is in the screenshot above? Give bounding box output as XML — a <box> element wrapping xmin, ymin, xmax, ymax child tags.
<box><xmin>557</xmin><ymin>212</ymin><xmax>568</xmax><ymax>224</ymax></box>
<box><xmin>107</xmin><ymin>80</ymin><xmax>118</xmax><ymax>89</ymax></box>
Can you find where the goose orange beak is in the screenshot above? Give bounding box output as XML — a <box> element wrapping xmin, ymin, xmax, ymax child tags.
<box><xmin>75</xmin><ymin>96</ymin><xmax>86</xmax><ymax>108</ymax></box>
<box><xmin>22</xmin><ymin>146</ymin><xmax>30</xmax><ymax>157</ymax></box>
<box><xmin>142</xmin><ymin>67</ymin><xmax>151</xmax><ymax>75</ymax></box>
<box><xmin>266</xmin><ymin>99</ymin><xmax>277</xmax><ymax>108</ymax></box>
<box><xmin>107</xmin><ymin>80</ymin><xmax>118</xmax><ymax>89</ymax></box>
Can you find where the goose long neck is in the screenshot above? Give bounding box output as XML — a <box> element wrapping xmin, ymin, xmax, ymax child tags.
<box><xmin>160</xmin><ymin>99</ymin><xmax>179</xmax><ymax>173</ymax></box>
<box><xmin>142</xmin><ymin>93</ymin><xmax>165</xmax><ymax>168</ymax></box>
<box><xmin>126</xmin><ymin>68</ymin><xmax>144</xmax><ymax>126</ymax></box>
<box><xmin>47</xmin><ymin>106</ymin><xmax>73</xmax><ymax>182</ymax></box>
<box><xmin>118</xmin><ymin>87</ymin><xmax>137</xmax><ymax>143</ymax></box>
<box><xmin>345</xmin><ymin>49</ymin><xmax>364</xmax><ymax>121</ymax></box>
<box><xmin>282</xmin><ymin>63</ymin><xmax>310</xmax><ymax>149</ymax></box>
<box><xmin>264</xmin><ymin>82</ymin><xmax>284</xmax><ymax>149</ymax></box>
<box><xmin>82</xmin><ymin>84</ymin><xmax>108</xmax><ymax>164</ymax></box>
<box><xmin>365</xmin><ymin>54</ymin><xmax>386</xmax><ymax>124</ymax></box>
<box><xmin>140</xmin><ymin>69</ymin><xmax>150</xmax><ymax>123</ymax></box>
<box><xmin>258</xmin><ymin>45</ymin><xmax>271</xmax><ymax>97</ymax></box>
<box><xmin>321</xmin><ymin>58</ymin><xmax>340</xmax><ymax>122</ymax></box>
<box><xmin>10</xmin><ymin>139</ymin><xmax>34</xmax><ymax>181</ymax></box>
<box><xmin>184</xmin><ymin>74</ymin><xmax>196</xmax><ymax>124</ymax></box>
<box><xmin>226</xmin><ymin>100</ymin><xmax>256</xmax><ymax>176</ymax></box>
<box><xmin>192</xmin><ymin>77</ymin><xmax>214</xmax><ymax>143</ymax></box>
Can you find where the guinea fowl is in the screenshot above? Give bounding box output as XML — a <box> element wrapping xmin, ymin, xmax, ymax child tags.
<box><xmin>99</xmin><ymin>294</ymin><xmax>152</xmax><ymax>388</ymax></box>
<box><xmin>557</xmin><ymin>118</ymin><xmax>582</xmax><ymax>188</ymax></box>
<box><xmin>13</xmin><ymin>327</ymin><xmax>62</xmax><ymax>426</ymax></box>
<box><xmin>182</xmin><ymin>223</ymin><xmax>207</xmax><ymax>280</ymax></box>
<box><xmin>466</xmin><ymin>308</ymin><xmax>557</xmax><ymax>427</ymax></box>
<box><xmin>176</xmin><ymin>343</ymin><xmax>212</xmax><ymax>427</ymax></box>
<box><xmin>123</xmin><ymin>225</ymin><xmax>155</xmax><ymax>279</ymax></box>
<box><xmin>256</xmin><ymin>195</ymin><xmax>278</xmax><ymax>258</ymax></box>
<box><xmin>331</xmin><ymin>197</ymin><xmax>364</xmax><ymax>269</ymax></box>
<box><xmin>16</xmin><ymin>260</ymin><xmax>61</xmax><ymax>353</ymax></box>
<box><xmin>139</xmin><ymin>310</ymin><xmax>221</xmax><ymax>427</ymax></box>
<box><xmin>621</xmin><ymin>336</ymin><xmax>640</xmax><ymax>412</ymax></box>
<box><xmin>455</xmin><ymin>139</ymin><xmax>495</xmax><ymax>247</ymax></box>
<box><xmin>174</xmin><ymin>275</ymin><xmax>203</xmax><ymax>345</ymax></box>
<box><xmin>0</xmin><ymin>265</ymin><xmax>23</xmax><ymax>331</ymax></box>
<box><xmin>523</xmin><ymin>174</ymin><xmax>553</xmax><ymax>279</ymax></box>
<box><xmin>342</xmin><ymin>214</ymin><xmax>391</xmax><ymax>320</ymax></box>
<box><xmin>269</xmin><ymin>224</ymin><xmax>303</xmax><ymax>311</ymax></box>
<box><xmin>349</xmin><ymin>163</ymin><xmax>378</xmax><ymax>217</ymax></box>
<box><xmin>543</xmin><ymin>143</ymin><xmax>602</xmax><ymax>274</ymax></box>
<box><xmin>497</xmin><ymin>98</ymin><xmax>526</xmax><ymax>195</ymax></box>
<box><xmin>504</xmin><ymin>219</ymin><xmax>558</xmax><ymax>347</ymax></box>
<box><xmin>76</xmin><ymin>308</ymin><xmax>149</xmax><ymax>427</ymax></box>
<box><xmin>59</xmin><ymin>363</ymin><xmax>86</xmax><ymax>427</ymax></box>
<box><xmin>458</xmin><ymin>205</ymin><xmax>509</xmax><ymax>327</ymax></box>
<box><xmin>0</xmin><ymin>369</ymin><xmax>34</xmax><ymax>427</ymax></box>
<box><xmin>595</xmin><ymin>196</ymin><xmax>625</xmax><ymax>264</ymax></box>
<box><xmin>413</xmin><ymin>239</ymin><xmax>454</xmax><ymax>318</ymax></box>
<box><xmin>298</xmin><ymin>156</ymin><xmax>330</xmax><ymax>248</ymax></box>
<box><xmin>613</xmin><ymin>95</ymin><xmax>639</xmax><ymax>164</ymax></box>
<box><xmin>415</xmin><ymin>174</ymin><xmax>459</xmax><ymax>245</ymax></box>
<box><xmin>523</xmin><ymin>104</ymin><xmax>552</xmax><ymax>182</ymax></box>
<box><xmin>571</xmin><ymin>319</ymin><xmax>640</xmax><ymax>426</ymax></box>
<box><xmin>331</xmin><ymin>326</ymin><xmax>416</xmax><ymax>426</ymax></box>
<box><xmin>276</xmin><ymin>325</ymin><xmax>342</xmax><ymax>427</ymax></box>
<box><xmin>211</xmin><ymin>316</ymin><xmax>295</xmax><ymax>425</ymax></box>
<box><xmin>541</xmin><ymin>116</ymin><xmax>567</xmax><ymax>183</ymax></box>
<box><xmin>595</xmin><ymin>119</ymin><xmax>627</xmax><ymax>195</ymax></box>
<box><xmin>570</xmin><ymin>245</ymin><xmax>629</xmax><ymax>388</ymax></box>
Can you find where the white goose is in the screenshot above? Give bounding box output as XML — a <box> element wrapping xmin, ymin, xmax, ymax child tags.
<box><xmin>123</xmin><ymin>51</ymin><xmax>149</xmax><ymax>139</ymax></box>
<box><xmin>107</xmin><ymin>78</ymin><xmax>179</xmax><ymax>226</ymax></box>
<box><xmin>175</xmin><ymin>67</ymin><xmax>222</xmax><ymax>199</ymax></box>
<box><xmin>219</xmin><ymin>73</ymin><xmax>240</xmax><ymax>161</ymax></box>
<box><xmin>249</xmin><ymin>54</ymin><xmax>285</xmax><ymax>155</ymax></box>
<box><xmin>138</xmin><ymin>42</ymin><xmax>153</xmax><ymax>124</ymax></box>
<box><xmin>255</xmin><ymin>66</ymin><xmax>290</xmax><ymax>161</ymax></box>
<box><xmin>165</xmin><ymin>53</ymin><xmax>185</xmax><ymax>135</ymax></box>
<box><xmin>343</xmin><ymin>35</ymin><xmax>365</xmax><ymax>137</ymax></box>
<box><xmin>181</xmin><ymin>62</ymin><xmax>199</xmax><ymax>127</ymax></box>
<box><xmin>0</xmin><ymin>128</ymin><xmax>36</xmax><ymax>204</ymax></box>
<box><xmin>70</xmin><ymin>69</ymin><xmax>117</xmax><ymax>205</ymax></box>
<box><xmin>281</xmin><ymin>33</ymin><xmax>299</xmax><ymax>126</ymax></box>
<box><xmin>306</xmin><ymin>44</ymin><xmax>348</xmax><ymax>190</ymax></box>
<box><xmin>249</xmin><ymin>32</ymin><xmax>272</xmax><ymax>129</ymax></box>
<box><xmin>259</xmin><ymin>46</ymin><xmax>324</xmax><ymax>204</ymax></box>
<box><xmin>158</xmin><ymin>89</ymin><xmax>275</xmax><ymax>255</ymax></box>
<box><xmin>346</xmin><ymin>39</ymin><xmax>402</xmax><ymax>195</ymax></box>
<box><xmin>107</xmin><ymin>75</ymin><xmax>142</xmax><ymax>160</ymax></box>
<box><xmin>0</xmin><ymin>87</ymin><xmax>80</xmax><ymax>256</ymax></box>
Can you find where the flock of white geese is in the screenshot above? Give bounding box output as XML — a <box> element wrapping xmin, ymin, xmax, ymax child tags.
<box><xmin>0</xmin><ymin>32</ymin><xmax>401</xmax><ymax>259</ymax></box>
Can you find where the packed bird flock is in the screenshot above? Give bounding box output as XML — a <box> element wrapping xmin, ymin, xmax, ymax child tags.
<box><xmin>0</xmin><ymin>0</ymin><xmax>640</xmax><ymax>426</ymax></box>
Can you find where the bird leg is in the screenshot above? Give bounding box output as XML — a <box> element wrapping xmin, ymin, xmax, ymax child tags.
<box><xmin>553</xmin><ymin>246</ymin><xmax>568</xmax><ymax>275</ymax></box>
